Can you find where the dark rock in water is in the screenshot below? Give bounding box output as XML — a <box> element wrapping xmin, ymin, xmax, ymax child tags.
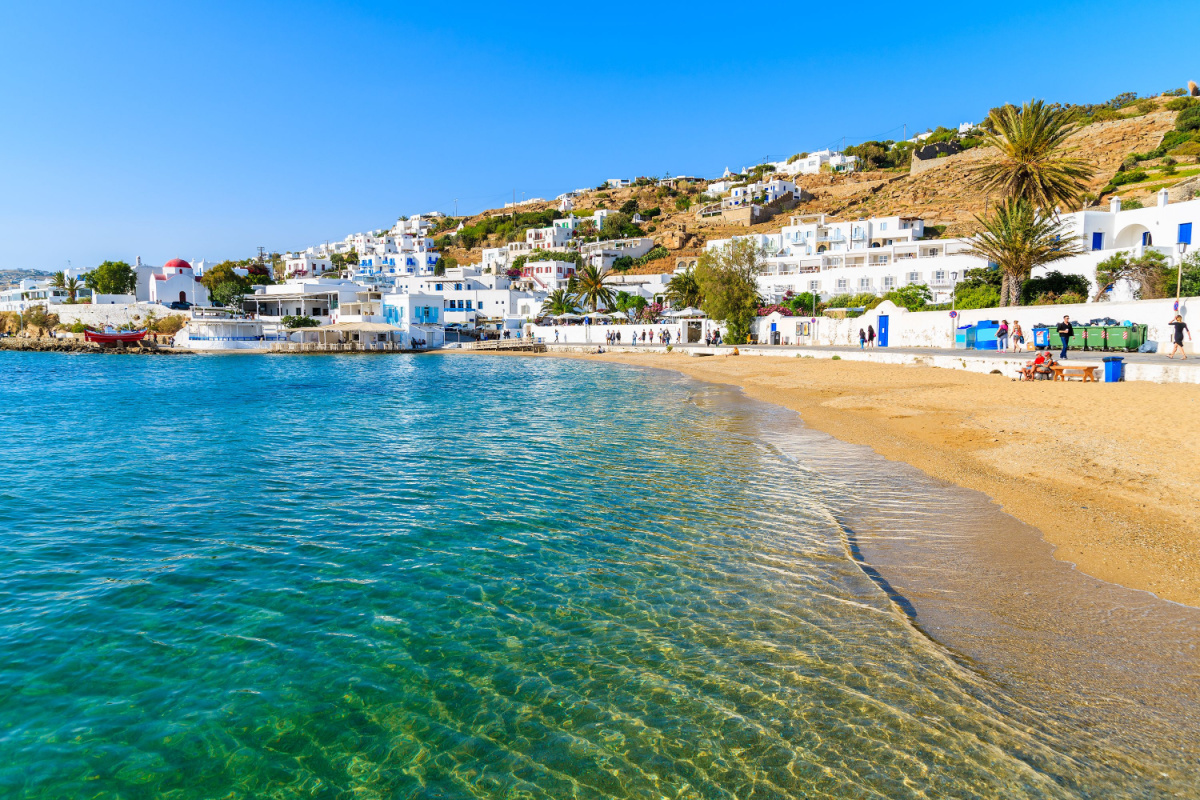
<box><xmin>0</xmin><ymin>338</ymin><xmax>185</xmax><ymax>355</ymax></box>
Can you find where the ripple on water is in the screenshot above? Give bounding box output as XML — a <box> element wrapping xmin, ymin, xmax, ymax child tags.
<box><xmin>0</xmin><ymin>351</ymin><xmax>1193</xmax><ymax>799</ymax></box>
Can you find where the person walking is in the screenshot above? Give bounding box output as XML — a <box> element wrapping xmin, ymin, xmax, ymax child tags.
<box><xmin>1011</xmin><ymin>320</ymin><xmax>1024</xmax><ymax>352</ymax></box>
<box><xmin>859</xmin><ymin>328</ymin><xmax>867</xmax><ymax>349</ymax></box>
<box><xmin>997</xmin><ymin>320</ymin><xmax>1009</xmax><ymax>351</ymax></box>
<box><xmin>1168</xmin><ymin>314</ymin><xmax>1191</xmax><ymax>359</ymax></box>
<box><xmin>1056</xmin><ymin>315</ymin><xmax>1073</xmax><ymax>360</ymax></box>
<box><xmin>867</xmin><ymin>325</ymin><xmax>876</xmax><ymax>347</ymax></box>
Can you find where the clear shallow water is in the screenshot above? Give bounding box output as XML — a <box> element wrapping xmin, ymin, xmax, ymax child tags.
<box><xmin>0</xmin><ymin>352</ymin><xmax>1192</xmax><ymax>798</ymax></box>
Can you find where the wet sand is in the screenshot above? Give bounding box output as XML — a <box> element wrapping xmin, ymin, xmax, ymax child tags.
<box><xmin>506</xmin><ymin>349</ymin><xmax>1200</xmax><ymax>609</ymax></box>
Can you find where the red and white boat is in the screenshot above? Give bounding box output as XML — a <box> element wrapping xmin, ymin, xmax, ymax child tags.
<box><xmin>84</xmin><ymin>328</ymin><xmax>148</xmax><ymax>344</ymax></box>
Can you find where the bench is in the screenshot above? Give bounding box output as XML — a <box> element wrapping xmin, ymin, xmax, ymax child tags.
<box><xmin>1051</xmin><ymin>365</ymin><xmax>1098</xmax><ymax>382</ymax></box>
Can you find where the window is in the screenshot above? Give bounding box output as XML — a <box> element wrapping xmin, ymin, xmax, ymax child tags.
<box><xmin>858</xmin><ymin>277</ymin><xmax>871</xmax><ymax>289</ymax></box>
<box><xmin>880</xmin><ymin>222</ymin><xmax>888</xmax><ymax>231</ymax></box>
<box><xmin>466</xmin><ymin>300</ymin><xmax>472</xmax><ymax>310</ymax></box>
<box><xmin>934</xmin><ymin>270</ymin><xmax>947</xmax><ymax>282</ymax></box>
<box><xmin>435</xmin><ymin>283</ymin><xmax>443</xmax><ymax>291</ymax></box>
<box><xmin>808</xmin><ymin>280</ymin><xmax>819</xmax><ymax>292</ymax></box>
<box><xmin>883</xmin><ymin>276</ymin><xmax>895</xmax><ymax>289</ymax></box>
<box><xmin>1091</xmin><ymin>232</ymin><xmax>1104</xmax><ymax>251</ymax></box>
<box><xmin>836</xmin><ymin>279</ymin><xmax>848</xmax><ymax>290</ymax></box>
<box><xmin>1179</xmin><ymin>223</ymin><xmax>1192</xmax><ymax>245</ymax></box>
<box><xmin>907</xmin><ymin>272</ymin><xmax>920</xmax><ymax>283</ymax></box>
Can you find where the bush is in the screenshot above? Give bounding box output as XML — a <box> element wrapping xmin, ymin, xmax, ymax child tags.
<box><xmin>153</xmin><ymin>315</ymin><xmax>186</xmax><ymax>335</ymax></box>
<box><xmin>953</xmin><ymin>284</ymin><xmax>1002</xmax><ymax>310</ymax></box>
<box><xmin>619</xmin><ymin>199</ymin><xmax>639</xmax><ymax>215</ymax></box>
<box><xmin>674</xmin><ymin>195</ymin><xmax>693</xmax><ymax>211</ymax></box>
<box><xmin>1176</xmin><ymin>105</ymin><xmax>1200</xmax><ymax>132</ymax></box>
<box><xmin>1134</xmin><ymin>99</ymin><xmax>1157</xmax><ymax>115</ymax></box>
<box><xmin>1166</xmin><ymin>97</ymin><xmax>1198</xmax><ymax>111</ymax></box>
<box><xmin>1021</xmin><ymin>271</ymin><xmax>1091</xmax><ymax>304</ymax></box>
<box><xmin>1108</xmin><ymin>168</ymin><xmax>1149</xmax><ymax>187</ymax></box>
<box><xmin>1121</xmin><ymin>198</ymin><xmax>1145</xmax><ymax>209</ymax></box>
<box><xmin>1171</xmin><ymin>141</ymin><xmax>1200</xmax><ymax>157</ymax></box>
<box><xmin>282</xmin><ymin>315</ymin><xmax>320</xmax><ymax>329</ymax></box>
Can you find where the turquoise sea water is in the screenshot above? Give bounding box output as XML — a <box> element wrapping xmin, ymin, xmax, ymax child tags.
<box><xmin>0</xmin><ymin>352</ymin><xmax>1193</xmax><ymax>799</ymax></box>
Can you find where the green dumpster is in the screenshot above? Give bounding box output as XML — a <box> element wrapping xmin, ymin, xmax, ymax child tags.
<box><xmin>1049</xmin><ymin>330</ymin><xmax>1063</xmax><ymax>350</ymax></box>
<box><xmin>1108</xmin><ymin>324</ymin><xmax>1147</xmax><ymax>352</ymax></box>
<box><xmin>1069</xmin><ymin>327</ymin><xmax>1087</xmax><ymax>349</ymax></box>
<box><xmin>1085</xmin><ymin>326</ymin><xmax>1107</xmax><ymax>350</ymax></box>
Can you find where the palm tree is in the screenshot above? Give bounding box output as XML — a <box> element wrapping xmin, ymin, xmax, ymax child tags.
<box><xmin>540</xmin><ymin>289</ymin><xmax>576</xmax><ymax>316</ymax></box>
<box><xmin>572</xmin><ymin>264</ymin><xmax>615</xmax><ymax>312</ymax></box>
<box><xmin>963</xmin><ymin>198</ymin><xmax>1085</xmax><ymax>306</ymax></box>
<box><xmin>971</xmin><ymin>100</ymin><xmax>1094</xmax><ymax>212</ymax></box>
<box><xmin>64</xmin><ymin>276</ymin><xmax>81</xmax><ymax>303</ymax></box>
<box><xmin>50</xmin><ymin>271</ymin><xmax>66</xmax><ymax>289</ymax></box>
<box><xmin>665</xmin><ymin>268</ymin><xmax>702</xmax><ymax>308</ymax></box>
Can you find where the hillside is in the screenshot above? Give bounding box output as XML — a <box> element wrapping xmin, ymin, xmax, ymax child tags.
<box><xmin>436</xmin><ymin>94</ymin><xmax>1195</xmax><ymax>263</ymax></box>
<box><xmin>0</xmin><ymin>269</ymin><xmax>50</xmax><ymax>288</ymax></box>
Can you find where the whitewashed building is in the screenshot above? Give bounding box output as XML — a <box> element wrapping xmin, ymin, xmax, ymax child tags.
<box><xmin>148</xmin><ymin>259</ymin><xmax>210</xmax><ymax>306</ymax></box>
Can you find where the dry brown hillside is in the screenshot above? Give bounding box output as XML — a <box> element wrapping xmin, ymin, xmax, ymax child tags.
<box><xmin>440</xmin><ymin>96</ymin><xmax>1189</xmax><ymax>262</ymax></box>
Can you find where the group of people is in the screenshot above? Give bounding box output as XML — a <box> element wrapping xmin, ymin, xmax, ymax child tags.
<box><xmin>995</xmin><ymin>320</ymin><xmax>1026</xmax><ymax>352</ymax></box>
<box><xmin>857</xmin><ymin>325</ymin><xmax>876</xmax><ymax>349</ymax></box>
<box><xmin>704</xmin><ymin>330</ymin><xmax>723</xmax><ymax>347</ymax></box>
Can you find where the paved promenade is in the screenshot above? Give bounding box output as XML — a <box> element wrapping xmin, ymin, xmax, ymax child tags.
<box><xmin>540</xmin><ymin>341</ymin><xmax>1200</xmax><ymax>384</ymax></box>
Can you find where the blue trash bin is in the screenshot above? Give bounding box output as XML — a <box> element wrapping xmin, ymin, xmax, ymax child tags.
<box><xmin>1102</xmin><ymin>356</ymin><xmax>1124</xmax><ymax>382</ymax></box>
<box><xmin>1032</xmin><ymin>327</ymin><xmax>1049</xmax><ymax>348</ymax></box>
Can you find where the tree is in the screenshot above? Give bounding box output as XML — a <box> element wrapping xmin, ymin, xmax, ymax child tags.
<box><xmin>970</xmin><ymin>99</ymin><xmax>1094</xmax><ymax>212</ymax></box>
<box><xmin>883</xmin><ymin>283</ymin><xmax>932</xmax><ymax>311</ymax></box>
<box><xmin>963</xmin><ymin>198</ymin><xmax>1085</xmax><ymax>306</ymax></box>
<box><xmin>21</xmin><ymin>305</ymin><xmax>60</xmax><ymax>336</ymax></box>
<box><xmin>1093</xmin><ymin>250</ymin><xmax>1173</xmax><ymax>300</ymax></box>
<box><xmin>540</xmin><ymin>289</ymin><xmax>576</xmax><ymax>316</ymax></box>
<box><xmin>1178</xmin><ymin>251</ymin><xmax>1200</xmax><ymax>297</ymax></box>
<box><xmin>619</xmin><ymin>199</ymin><xmax>639</xmax><ymax>215</ymax></box>
<box><xmin>85</xmin><ymin>260</ymin><xmax>137</xmax><ymax>295</ymax></box>
<box><xmin>674</xmin><ymin>195</ymin><xmax>693</xmax><ymax>211</ymax></box>
<box><xmin>199</xmin><ymin>261</ymin><xmax>249</xmax><ymax>294</ymax></box>
<box><xmin>50</xmin><ymin>271</ymin><xmax>66</xmax><ymax>289</ymax></box>
<box><xmin>611</xmin><ymin>256</ymin><xmax>634</xmax><ymax>273</ymax></box>
<box><xmin>613</xmin><ymin>291</ymin><xmax>648</xmax><ymax>314</ymax></box>
<box><xmin>210</xmin><ymin>281</ymin><xmax>246</xmax><ymax>308</ymax></box>
<box><xmin>695</xmin><ymin>239</ymin><xmax>763</xmax><ymax>343</ymax></box>
<box><xmin>64</xmin><ymin>276</ymin><xmax>82</xmax><ymax>303</ymax></box>
<box><xmin>433</xmin><ymin>257</ymin><xmax>447</xmax><ymax>276</ymax></box>
<box><xmin>572</xmin><ymin>264</ymin><xmax>615</xmax><ymax>311</ymax></box>
<box><xmin>665</xmin><ymin>268</ymin><xmax>702</xmax><ymax>308</ymax></box>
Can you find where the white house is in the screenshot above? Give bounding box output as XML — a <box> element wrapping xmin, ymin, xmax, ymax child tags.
<box><xmin>774</xmin><ymin>150</ymin><xmax>858</xmax><ymax>176</ymax></box>
<box><xmin>149</xmin><ymin>259</ymin><xmax>210</xmax><ymax>306</ymax></box>
<box><xmin>0</xmin><ymin>279</ymin><xmax>73</xmax><ymax>313</ymax></box>
<box><xmin>284</xmin><ymin>253</ymin><xmax>334</xmax><ymax>279</ymax></box>
<box><xmin>382</xmin><ymin>292</ymin><xmax>445</xmax><ymax>348</ymax></box>
<box><xmin>241</xmin><ymin>278</ymin><xmax>365</xmax><ymax>324</ymax></box>
<box><xmin>580</xmin><ymin>237</ymin><xmax>655</xmax><ymax>271</ymax></box>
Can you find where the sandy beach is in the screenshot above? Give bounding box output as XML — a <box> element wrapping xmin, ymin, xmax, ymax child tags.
<box><xmin>511</xmin><ymin>349</ymin><xmax>1200</xmax><ymax>608</ymax></box>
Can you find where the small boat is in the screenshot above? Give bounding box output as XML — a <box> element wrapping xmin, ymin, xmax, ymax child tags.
<box><xmin>84</xmin><ymin>328</ymin><xmax>148</xmax><ymax>344</ymax></box>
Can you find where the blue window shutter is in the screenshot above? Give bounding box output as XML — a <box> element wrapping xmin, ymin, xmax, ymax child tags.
<box><xmin>1142</xmin><ymin>231</ymin><xmax>1151</xmax><ymax>246</ymax></box>
<box><xmin>1180</xmin><ymin>222</ymin><xmax>1193</xmax><ymax>245</ymax></box>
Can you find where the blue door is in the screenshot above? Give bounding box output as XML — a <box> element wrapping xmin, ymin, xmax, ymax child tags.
<box><xmin>877</xmin><ymin>315</ymin><xmax>889</xmax><ymax>347</ymax></box>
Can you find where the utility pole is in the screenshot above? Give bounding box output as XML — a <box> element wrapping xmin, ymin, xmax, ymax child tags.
<box><xmin>454</xmin><ymin>198</ymin><xmax>458</xmax><ymax>218</ymax></box>
<box><xmin>257</xmin><ymin>246</ymin><xmax>266</xmax><ymax>263</ymax></box>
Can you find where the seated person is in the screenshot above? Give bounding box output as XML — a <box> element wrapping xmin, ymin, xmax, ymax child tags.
<box><xmin>1021</xmin><ymin>351</ymin><xmax>1054</xmax><ymax>380</ymax></box>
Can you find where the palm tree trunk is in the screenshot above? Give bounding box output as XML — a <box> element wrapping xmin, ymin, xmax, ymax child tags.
<box><xmin>1000</xmin><ymin>273</ymin><xmax>1010</xmax><ymax>307</ymax></box>
<box><xmin>1010</xmin><ymin>274</ymin><xmax>1024</xmax><ymax>306</ymax></box>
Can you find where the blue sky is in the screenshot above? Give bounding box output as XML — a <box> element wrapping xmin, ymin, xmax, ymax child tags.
<box><xmin>3</xmin><ymin>0</ymin><xmax>1199</xmax><ymax>270</ymax></box>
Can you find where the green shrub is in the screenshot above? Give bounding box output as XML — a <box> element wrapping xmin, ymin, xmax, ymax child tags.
<box><xmin>1170</xmin><ymin>141</ymin><xmax>1200</xmax><ymax>157</ymax></box>
<box><xmin>1121</xmin><ymin>198</ymin><xmax>1145</xmax><ymax>210</ymax></box>
<box><xmin>1175</xmin><ymin>105</ymin><xmax>1200</xmax><ymax>132</ymax></box>
<box><xmin>1108</xmin><ymin>168</ymin><xmax>1149</xmax><ymax>187</ymax></box>
<box><xmin>1021</xmin><ymin>271</ymin><xmax>1091</xmax><ymax>304</ymax></box>
<box><xmin>831</xmin><ymin>355</ymin><xmax>841</xmax><ymax>360</ymax></box>
<box><xmin>1166</xmin><ymin>97</ymin><xmax>1198</xmax><ymax>111</ymax></box>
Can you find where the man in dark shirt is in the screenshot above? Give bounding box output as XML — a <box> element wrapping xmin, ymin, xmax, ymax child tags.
<box><xmin>1056</xmin><ymin>315</ymin><xmax>1073</xmax><ymax>359</ymax></box>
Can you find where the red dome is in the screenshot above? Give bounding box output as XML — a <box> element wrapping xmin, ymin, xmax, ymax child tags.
<box><xmin>164</xmin><ymin>258</ymin><xmax>191</xmax><ymax>270</ymax></box>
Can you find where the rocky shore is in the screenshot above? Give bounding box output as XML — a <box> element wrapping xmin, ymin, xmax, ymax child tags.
<box><xmin>0</xmin><ymin>337</ymin><xmax>185</xmax><ymax>355</ymax></box>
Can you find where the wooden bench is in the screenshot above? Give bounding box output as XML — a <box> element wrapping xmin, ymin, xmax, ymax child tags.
<box><xmin>1051</xmin><ymin>364</ymin><xmax>1098</xmax><ymax>382</ymax></box>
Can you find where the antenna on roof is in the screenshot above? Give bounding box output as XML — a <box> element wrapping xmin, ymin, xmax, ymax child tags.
<box><xmin>257</xmin><ymin>246</ymin><xmax>266</xmax><ymax>263</ymax></box>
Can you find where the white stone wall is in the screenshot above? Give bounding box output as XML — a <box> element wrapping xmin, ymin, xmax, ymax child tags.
<box><xmin>755</xmin><ymin>297</ymin><xmax>1194</xmax><ymax>352</ymax></box>
<box><xmin>55</xmin><ymin>303</ymin><xmax>176</xmax><ymax>328</ymax></box>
